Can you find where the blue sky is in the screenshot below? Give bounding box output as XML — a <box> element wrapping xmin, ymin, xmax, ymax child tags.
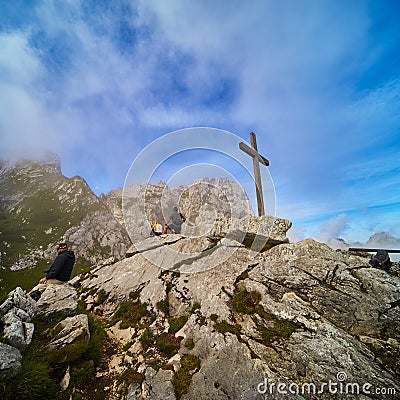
<box><xmin>1</xmin><ymin>0</ymin><xmax>399</xmax><ymax>245</ymax></box>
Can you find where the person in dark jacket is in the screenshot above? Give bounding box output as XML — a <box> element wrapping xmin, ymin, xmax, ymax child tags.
<box><xmin>28</xmin><ymin>243</ymin><xmax>75</xmax><ymax>298</ymax></box>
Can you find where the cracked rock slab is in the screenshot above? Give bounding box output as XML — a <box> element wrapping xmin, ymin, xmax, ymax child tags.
<box><xmin>36</xmin><ymin>284</ymin><xmax>78</xmax><ymax>316</ymax></box>
<box><xmin>0</xmin><ymin>342</ymin><xmax>22</xmax><ymax>378</ymax></box>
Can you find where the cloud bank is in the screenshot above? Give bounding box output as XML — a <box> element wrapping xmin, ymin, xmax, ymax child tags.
<box><xmin>1</xmin><ymin>0</ymin><xmax>399</xmax><ymax>244</ymax></box>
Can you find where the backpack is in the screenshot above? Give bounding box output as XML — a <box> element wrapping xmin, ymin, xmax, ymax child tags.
<box><xmin>369</xmin><ymin>250</ymin><xmax>392</xmax><ymax>271</ymax></box>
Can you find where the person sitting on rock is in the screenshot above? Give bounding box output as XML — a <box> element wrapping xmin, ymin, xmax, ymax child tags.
<box><xmin>163</xmin><ymin>206</ymin><xmax>185</xmax><ymax>234</ymax></box>
<box><xmin>28</xmin><ymin>243</ymin><xmax>75</xmax><ymax>300</ymax></box>
<box><xmin>150</xmin><ymin>221</ymin><xmax>163</xmax><ymax>236</ymax></box>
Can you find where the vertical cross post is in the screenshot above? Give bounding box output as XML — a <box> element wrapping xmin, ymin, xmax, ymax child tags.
<box><xmin>239</xmin><ymin>132</ymin><xmax>269</xmax><ymax>217</ymax></box>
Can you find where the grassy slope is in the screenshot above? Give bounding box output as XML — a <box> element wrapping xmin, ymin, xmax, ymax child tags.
<box><xmin>0</xmin><ymin>162</ymin><xmax>108</xmax><ymax>295</ymax></box>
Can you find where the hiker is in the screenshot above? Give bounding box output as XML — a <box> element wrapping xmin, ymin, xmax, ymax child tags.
<box><xmin>163</xmin><ymin>206</ymin><xmax>185</xmax><ymax>234</ymax></box>
<box><xmin>28</xmin><ymin>243</ymin><xmax>75</xmax><ymax>300</ymax></box>
<box><xmin>150</xmin><ymin>221</ymin><xmax>163</xmax><ymax>236</ymax></box>
<box><xmin>369</xmin><ymin>250</ymin><xmax>392</xmax><ymax>272</ymax></box>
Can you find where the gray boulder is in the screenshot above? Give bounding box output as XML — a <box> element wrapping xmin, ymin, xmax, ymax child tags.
<box><xmin>44</xmin><ymin>314</ymin><xmax>90</xmax><ymax>353</ymax></box>
<box><xmin>2</xmin><ymin>287</ymin><xmax>37</xmax><ymax>318</ymax></box>
<box><xmin>1</xmin><ymin>316</ymin><xmax>34</xmax><ymax>351</ymax></box>
<box><xmin>209</xmin><ymin>214</ymin><xmax>292</xmax><ymax>250</ymax></box>
<box><xmin>0</xmin><ymin>343</ymin><xmax>22</xmax><ymax>378</ymax></box>
<box><xmin>36</xmin><ymin>284</ymin><xmax>78</xmax><ymax>316</ymax></box>
<box><xmin>141</xmin><ymin>368</ymin><xmax>175</xmax><ymax>400</ymax></box>
<box><xmin>0</xmin><ymin>297</ymin><xmax>13</xmax><ymax>317</ymax></box>
<box><xmin>0</xmin><ymin>287</ymin><xmax>37</xmax><ymax>351</ymax></box>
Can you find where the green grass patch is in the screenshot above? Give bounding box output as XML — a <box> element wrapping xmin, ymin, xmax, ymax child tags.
<box><xmin>168</xmin><ymin>316</ymin><xmax>188</xmax><ymax>334</ymax></box>
<box><xmin>70</xmin><ymin>360</ymin><xmax>95</xmax><ymax>387</ymax></box>
<box><xmin>173</xmin><ymin>354</ymin><xmax>201</xmax><ymax>399</ymax></box>
<box><xmin>139</xmin><ymin>329</ymin><xmax>183</xmax><ymax>358</ymax></box>
<box><xmin>257</xmin><ymin>314</ymin><xmax>298</xmax><ymax>344</ymax></box>
<box><xmin>118</xmin><ymin>368</ymin><xmax>145</xmax><ymax>385</ymax></box>
<box><xmin>110</xmin><ymin>298</ymin><xmax>154</xmax><ymax>329</ymax></box>
<box><xmin>0</xmin><ymin>358</ymin><xmax>60</xmax><ymax>400</ymax></box>
<box><xmin>155</xmin><ymin>333</ymin><xmax>182</xmax><ymax>358</ymax></box>
<box><xmin>0</xmin><ymin>309</ymin><xmax>106</xmax><ymax>399</ymax></box>
<box><xmin>156</xmin><ymin>299</ymin><xmax>169</xmax><ymax>316</ymax></box>
<box><xmin>214</xmin><ymin>320</ymin><xmax>241</xmax><ymax>336</ymax></box>
<box><xmin>95</xmin><ymin>289</ymin><xmax>108</xmax><ymax>305</ymax></box>
<box><xmin>129</xmin><ymin>290</ymin><xmax>141</xmax><ymax>301</ymax></box>
<box><xmin>232</xmin><ymin>289</ymin><xmax>261</xmax><ymax>315</ymax></box>
<box><xmin>139</xmin><ymin>327</ymin><xmax>155</xmax><ymax>351</ymax></box>
<box><xmin>82</xmin><ymin>315</ymin><xmax>105</xmax><ymax>367</ymax></box>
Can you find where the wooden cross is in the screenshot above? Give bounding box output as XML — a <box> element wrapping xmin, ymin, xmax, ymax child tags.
<box><xmin>239</xmin><ymin>132</ymin><xmax>269</xmax><ymax>216</ymax></box>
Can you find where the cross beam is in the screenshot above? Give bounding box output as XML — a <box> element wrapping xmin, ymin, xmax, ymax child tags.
<box><xmin>239</xmin><ymin>132</ymin><xmax>269</xmax><ymax>216</ymax></box>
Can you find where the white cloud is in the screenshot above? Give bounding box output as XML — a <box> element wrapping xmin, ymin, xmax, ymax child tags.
<box><xmin>313</xmin><ymin>213</ymin><xmax>349</xmax><ymax>249</ymax></box>
<box><xmin>0</xmin><ymin>0</ymin><xmax>399</xmax><ymax>241</ymax></box>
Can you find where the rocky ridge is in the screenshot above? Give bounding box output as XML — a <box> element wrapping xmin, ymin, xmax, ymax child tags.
<box><xmin>1</xmin><ymin>159</ymin><xmax>399</xmax><ymax>399</ymax></box>
<box><xmin>0</xmin><ymin>160</ymin><xmax>131</xmax><ymax>293</ymax></box>
<box><xmin>105</xmin><ymin>177</ymin><xmax>253</xmax><ymax>243</ymax></box>
<box><xmin>0</xmin><ymin>215</ymin><xmax>399</xmax><ymax>399</ymax></box>
<box><xmin>72</xmin><ymin>226</ymin><xmax>399</xmax><ymax>399</ymax></box>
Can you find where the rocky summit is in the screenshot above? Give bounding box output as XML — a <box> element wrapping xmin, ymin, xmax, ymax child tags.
<box><xmin>0</xmin><ymin>160</ymin><xmax>399</xmax><ymax>400</ymax></box>
<box><xmin>70</xmin><ymin>234</ymin><xmax>399</xmax><ymax>400</ymax></box>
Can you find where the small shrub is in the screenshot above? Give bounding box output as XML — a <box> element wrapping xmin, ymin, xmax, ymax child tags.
<box><xmin>140</xmin><ymin>327</ymin><xmax>155</xmax><ymax>350</ymax></box>
<box><xmin>168</xmin><ymin>316</ymin><xmax>188</xmax><ymax>334</ymax></box>
<box><xmin>184</xmin><ymin>339</ymin><xmax>195</xmax><ymax>350</ymax></box>
<box><xmin>110</xmin><ymin>299</ymin><xmax>154</xmax><ymax>329</ymax></box>
<box><xmin>156</xmin><ymin>299</ymin><xmax>169</xmax><ymax>316</ymax></box>
<box><xmin>173</xmin><ymin>354</ymin><xmax>201</xmax><ymax>399</ymax></box>
<box><xmin>257</xmin><ymin>314</ymin><xmax>298</xmax><ymax>344</ymax></box>
<box><xmin>155</xmin><ymin>333</ymin><xmax>182</xmax><ymax>358</ymax></box>
<box><xmin>214</xmin><ymin>320</ymin><xmax>240</xmax><ymax>336</ymax></box>
<box><xmin>118</xmin><ymin>368</ymin><xmax>144</xmax><ymax>385</ymax></box>
<box><xmin>232</xmin><ymin>290</ymin><xmax>261</xmax><ymax>315</ymax></box>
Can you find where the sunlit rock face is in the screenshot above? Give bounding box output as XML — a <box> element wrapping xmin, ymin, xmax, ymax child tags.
<box><xmin>76</xmin><ymin>237</ymin><xmax>399</xmax><ymax>400</ymax></box>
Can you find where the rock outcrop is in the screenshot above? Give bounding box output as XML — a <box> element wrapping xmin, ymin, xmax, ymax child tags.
<box><xmin>0</xmin><ymin>343</ymin><xmax>22</xmax><ymax>378</ymax></box>
<box><xmin>0</xmin><ymin>287</ymin><xmax>37</xmax><ymax>351</ymax></box>
<box><xmin>107</xmin><ymin>177</ymin><xmax>254</xmax><ymax>243</ymax></box>
<box><xmin>0</xmin><ymin>284</ymin><xmax>84</xmax><ymax>381</ymax></box>
<box><xmin>1</xmin><ymin>160</ymin><xmax>399</xmax><ymax>399</ymax></box>
<box><xmin>44</xmin><ymin>313</ymin><xmax>90</xmax><ymax>353</ymax></box>
<box><xmin>76</xmin><ymin>236</ymin><xmax>400</xmax><ymax>400</ymax></box>
<box><xmin>209</xmin><ymin>214</ymin><xmax>292</xmax><ymax>249</ymax></box>
<box><xmin>36</xmin><ymin>283</ymin><xmax>78</xmax><ymax>316</ymax></box>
